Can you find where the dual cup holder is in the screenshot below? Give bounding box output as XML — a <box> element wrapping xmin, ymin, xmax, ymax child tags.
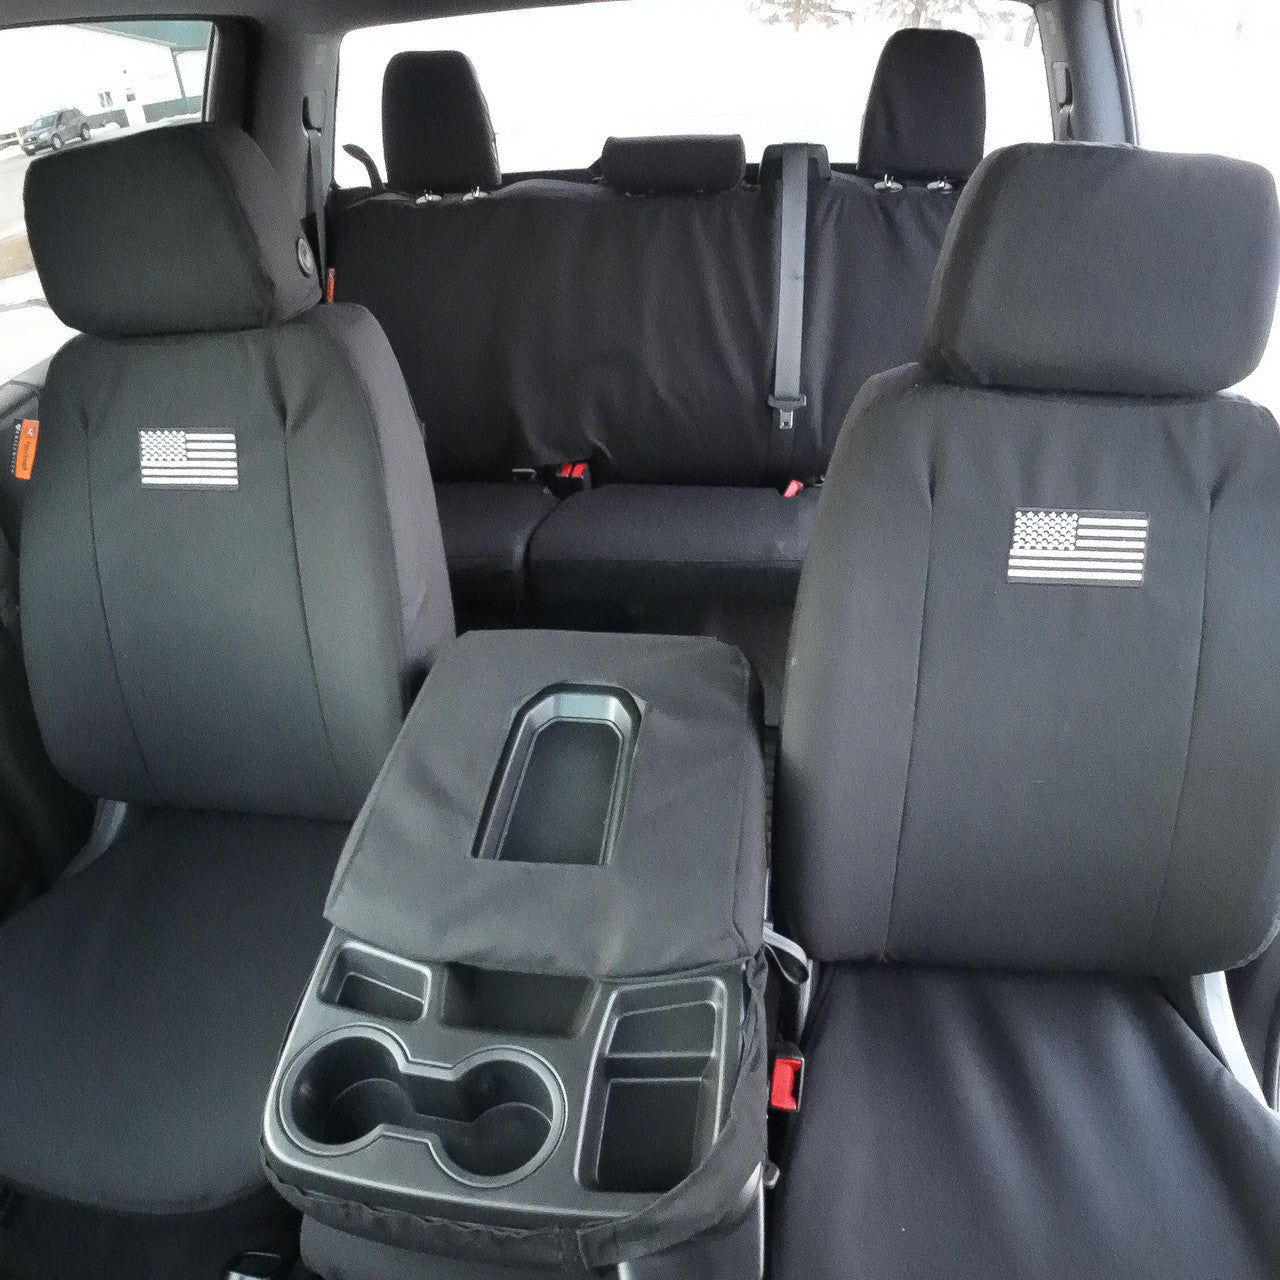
<box><xmin>281</xmin><ymin>1027</ymin><xmax>565</xmax><ymax>1188</ymax></box>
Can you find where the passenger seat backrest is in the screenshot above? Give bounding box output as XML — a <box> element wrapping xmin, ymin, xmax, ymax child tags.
<box><xmin>22</xmin><ymin>124</ymin><xmax>454</xmax><ymax>821</ymax></box>
<box><xmin>780</xmin><ymin>142</ymin><xmax>1280</xmax><ymax>977</ymax></box>
<box><xmin>382</xmin><ymin>50</ymin><xmax>500</xmax><ymax>195</ymax></box>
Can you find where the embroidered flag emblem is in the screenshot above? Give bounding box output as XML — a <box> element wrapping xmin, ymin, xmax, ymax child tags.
<box><xmin>1007</xmin><ymin>510</ymin><xmax>1148</xmax><ymax>586</ymax></box>
<box><xmin>139</xmin><ymin>430</ymin><xmax>238</xmax><ymax>489</ymax></box>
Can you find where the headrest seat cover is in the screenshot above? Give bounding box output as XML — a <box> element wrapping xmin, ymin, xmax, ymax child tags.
<box><xmin>599</xmin><ymin>135</ymin><xmax>747</xmax><ymax>195</ymax></box>
<box><xmin>25</xmin><ymin>123</ymin><xmax>320</xmax><ymax>338</ymax></box>
<box><xmin>860</xmin><ymin>28</ymin><xmax>986</xmax><ymax>181</ymax></box>
<box><xmin>382</xmin><ymin>50</ymin><xmax>501</xmax><ymax>194</ymax></box>
<box><xmin>925</xmin><ymin>143</ymin><xmax>1280</xmax><ymax>396</ymax></box>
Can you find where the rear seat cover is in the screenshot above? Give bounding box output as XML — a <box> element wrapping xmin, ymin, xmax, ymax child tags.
<box><xmin>334</xmin><ymin>32</ymin><xmax>986</xmax><ymax>698</ymax></box>
<box><xmin>333</xmin><ymin>30</ymin><xmax>983</xmax><ymax>501</ymax></box>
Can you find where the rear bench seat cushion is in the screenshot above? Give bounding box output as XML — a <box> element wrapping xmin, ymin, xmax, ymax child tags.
<box><xmin>434</xmin><ymin>481</ymin><xmax>557</xmax><ymax>609</ymax></box>
<box><xmin>529</xmin><ymin>484</ymin><xmax>821</xmax><ymax>606</ymax></box>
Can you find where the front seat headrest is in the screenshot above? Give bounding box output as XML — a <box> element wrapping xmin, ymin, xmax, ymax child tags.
<box><xmin>382</xmin><ymin>50</ymin><xmax>501</xmax><ymax>195</ymax></box>
<box><xmin>24</xmin><ymin>122</ymin><xmax>321</xmax><ymax>337</ymax></box>
<box><xmin>598</xmin><ymin>135</ymin><xmax>747</xmax><ymax>195</ymax></box>
<box><xmin>859</xmin><ymin>28</ymin><xmax>986</xmax><ymax>183</ymax></box>
<box><xmin>925</xmin><ymin>141</ymin><xmax>1280</xmax><ymax>396</ymax></box>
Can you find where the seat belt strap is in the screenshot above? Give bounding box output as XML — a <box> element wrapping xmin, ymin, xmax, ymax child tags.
<box><xmin>303</xmin><ymin>94</ymin><xmax>328</xmax><ymax>287</ymax></box>
<box><xmin>768</xmin><ymin>144</ymin><xmax>811</xmax><ymax>472</ymax></box>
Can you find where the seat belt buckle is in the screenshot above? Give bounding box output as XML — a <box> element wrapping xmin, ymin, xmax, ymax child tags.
<box><xmin>770</xmin><ymin>1044</ymin><xmax>805</xmax><ymax>1113</ymax></box>
<box><xmin>547</xmin><ymin>460</ymin><xmax>592</xmax><ymax>497</ymax></box>
<box><xmin>768</xmin><ymin>393</ymin><xmax>806</xmax><ymax>432</ymax></box>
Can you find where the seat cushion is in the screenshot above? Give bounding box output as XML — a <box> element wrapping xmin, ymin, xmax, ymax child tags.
<box><xmin>0</xmin><ymin>810</ymin><xmax>344</xmax><ymax>1213</ymax></box>
<box><xmin>433</xmin><ymin>481</ymin><xmax>558</xmax><ymax>609</ymax></box>
<box><xmin>772</xmin><ymin>965</ymin><xmax>1280</xmax><ymax>1280</ymax></box>
<box><xmin>530</xmin><ymin>484</ymin><xmax>820</xmax><ymax>606</ymax></box>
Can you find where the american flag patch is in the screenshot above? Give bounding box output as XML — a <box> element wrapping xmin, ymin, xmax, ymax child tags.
<box><xmin>1008</xmin><ymin>510</ymin><xmax>1149</xmax><ymax>586</ymax></box>
<box><xmin>139</xmin><ymin>430</ymin><xmax>238</xmax><ymax>489</ymax></box>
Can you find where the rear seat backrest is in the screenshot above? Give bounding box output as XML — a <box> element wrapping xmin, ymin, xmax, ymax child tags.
<box><xmin>333</xmin><ymin>132</ymin><xmax>780</xmax><ymax>485</ymax></box>
<box><xmin>334</xmin><ymin>33</ymin><xmax>985</xmax><ymax>488</ymax></box>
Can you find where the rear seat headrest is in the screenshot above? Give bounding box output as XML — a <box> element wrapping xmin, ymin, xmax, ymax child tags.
<box><xmin>599</xmin><ymin>135</ymin><xmax>746</xmax><ymax>195</ymax></box>
<box><xmin>382</xmin><ymin>50</ymin><xmax>501</xmax><ymax>195</ymax></box>
<box><xmin>924</xmin><ymin>142</ymin><xmax>1280</xmax><ymax>397</ymax></box>
<box><xmin>860</xmin><ymin>29</ymin><xmax>986</xmax><ymax>182</ymax></box>
<box><xmin>24</xmin><ymin>123</ymin><xmax>320</xmax><ymax>338</ymax></box>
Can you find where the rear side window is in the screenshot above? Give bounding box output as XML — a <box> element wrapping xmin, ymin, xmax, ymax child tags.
<box><xmin>1119</xmin><ymin>2</ymin><xmax>1280</xmax><ymax>407</ymax></box>
<box><xmin>0</xmin><ymin>20</ymin><xmax>213</xmax><ymax>383</ymax></box>
<box><xmin>335</xmin><ymin>0</ymin><xmax>1052</xmax><ymax>186</ymax></box>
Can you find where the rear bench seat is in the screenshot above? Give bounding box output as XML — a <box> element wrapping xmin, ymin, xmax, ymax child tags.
<box><xmin>330</xmin><ymin>32</ymin><xmax>986</xmax><ymax>709</ymax></box>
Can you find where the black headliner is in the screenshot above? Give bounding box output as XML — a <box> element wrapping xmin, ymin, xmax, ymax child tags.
<box><xmin>1</xmin><ymin>0</ymin><xmax>1032</xmax><ymax>39</ymax></box>
<box><xmin>0</xmin><ymin>0</ymin><xmax>594</xmax><ymax>36</ymax></box>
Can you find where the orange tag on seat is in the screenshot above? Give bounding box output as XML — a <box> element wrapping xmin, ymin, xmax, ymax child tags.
<box><xmin>13</xmin><ymin>420</ymin><xmax>38</xmax><ymax>481</ymax></box>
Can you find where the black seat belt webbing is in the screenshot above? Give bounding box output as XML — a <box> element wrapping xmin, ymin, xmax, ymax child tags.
<box><xmin>768</xmin><ymin>144</ymin><xmax>810</xmax><ymax>472</ymax></box>
<box><xmin>303</xmin><ymin>94</ymin><xmax>328</xmax><ymax>285</ymax></box>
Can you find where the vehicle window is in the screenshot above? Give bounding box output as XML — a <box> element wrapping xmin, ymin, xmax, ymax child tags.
<box><xmin>1119</xmin><ymin>1</ymin><xmax>1280</xmax><ymax>407</ymax></box>
<box><xmin>0</xmin><ymin>20</ymin><xmax>213</xmax><ymax>384</ymax></box>
<box><xmin>336</xmin><ymin>0</ymin><xmax>1051</xmax><ymax>186</ymax></box>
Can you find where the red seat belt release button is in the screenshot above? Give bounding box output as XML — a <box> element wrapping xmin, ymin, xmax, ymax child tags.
<box><xmin>770</xmin><ymin>1055</ymin><xmax>804</xmax><ymax>1112</ymax></box>
<box><xmin>783</xmin><ymin>479</ymin><xmax>804</xmax><ymax>499</ymax></box>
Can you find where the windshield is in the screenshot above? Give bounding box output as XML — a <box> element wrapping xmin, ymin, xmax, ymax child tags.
<box><xmin>29</xmin><ymin>115</ymin><xmax>56</xmax><ymax>129</ymax></box>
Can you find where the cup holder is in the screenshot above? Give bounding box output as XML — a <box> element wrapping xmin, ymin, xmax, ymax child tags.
<box><xmin>284</xmin><ymin>1030</ymin><xmax>563</xmax><ymax>1187</ymax></box>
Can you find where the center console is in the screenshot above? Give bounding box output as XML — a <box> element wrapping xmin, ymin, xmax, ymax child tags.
<box><xmin>263</xmin><ymin>631</ymin><xmax>770</xmax><ymax>1279</ymax></box>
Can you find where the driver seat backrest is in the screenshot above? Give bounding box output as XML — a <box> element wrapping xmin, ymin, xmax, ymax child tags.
<box><xmin>772</xmin><ymin>142</ymin><xmax>1280</xmax><ymax>1280</ymax></box>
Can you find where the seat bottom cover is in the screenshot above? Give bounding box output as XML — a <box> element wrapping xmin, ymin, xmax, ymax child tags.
<box><xmin>0</xmin><ymin>809</ymin><xmax>344</xmax><ymax>1216</ymax></box>
<box><xmin>771</xmin><ymin>964</ymin><xmax>1280</xmax><ymax>1280</ymax></box>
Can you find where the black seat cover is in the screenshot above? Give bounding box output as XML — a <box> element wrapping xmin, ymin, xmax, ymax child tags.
<box><xmin>858</xmin><ymin>27</ymin><xmax>987</xmax><ymax>183</ymax></box>
<box><xmin>772</xmin><ymin>143</ymin><xmax>1280</xmax><ymax>1279</ymax></box>
<box><xmin>382</xmin><ymin>49</ymin><xmax>500</xmax><ymax>195</ymax></box>
<box><xmin>0</xmin><ymin>123</ymin><xmax>453</xmax><ymax>1279</ymax></box>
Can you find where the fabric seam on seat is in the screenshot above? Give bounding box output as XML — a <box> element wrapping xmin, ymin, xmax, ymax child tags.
<box><xmin>881</xmin><ymin>453</ymin><xmax>935</xmax><ymax>961</ymax></box>
<box><xmin>81</xmin><ymin>395</ymin><xmax>161</xmax><ymax>797</ymax></box>
<box><xmin>318</xmin><ymin>310</ymin><xmax>414</xmax><ymax>677</ymax></box>
<box><xmin>280</xmin><ymin>391</ymin><xmax>350</xmax><ymax>806</ymax></box>
<box><xmin>1143</xmin><ymin>505</ymin><xmax>1214</xmax><ymax>969</ymax></box>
